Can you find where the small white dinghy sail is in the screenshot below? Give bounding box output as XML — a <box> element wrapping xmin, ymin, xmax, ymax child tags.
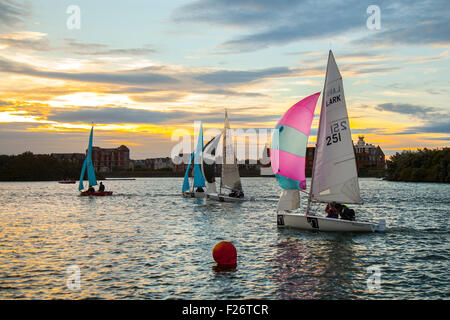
<box><xmin>275</xmin><ymin>51</ymin><xmax>386</xmax><ymax>232</ymax></box>
<box><xmin>206</xmin><ymin>110</ymin><xmax>253</xmax><ymax>202</ymax></box>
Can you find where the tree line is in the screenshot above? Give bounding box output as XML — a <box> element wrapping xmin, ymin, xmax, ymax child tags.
<box><xmin>0</xmin><ymin>152</ymin><xmax>82</xmax><ymax>181</ymax></box>
<box><xmin>385</xmin><ymin>148</ymin><xmax>449</xmax><ymax>182</ymax></box>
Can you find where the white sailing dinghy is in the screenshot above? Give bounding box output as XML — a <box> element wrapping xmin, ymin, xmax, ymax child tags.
<box><xmin>206</xmin><ymin>110</ymin><xmax>253</xmax><ymax>202</ymax></box>
<box><xmin>182</xmin><ymin>122</ymin><xmax>206</xmax><ymax>198</ymax></box>
<box><xmin>273</xmin><ymin>51</ymin><xmax>386</xmax><ymax>232</ymax></box>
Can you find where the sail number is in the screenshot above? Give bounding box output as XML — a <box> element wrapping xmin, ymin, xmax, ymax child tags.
<box><xmin>326</xmin><ymin>120</ymin><xmax>347</xmax><ymax>146</ymax></box>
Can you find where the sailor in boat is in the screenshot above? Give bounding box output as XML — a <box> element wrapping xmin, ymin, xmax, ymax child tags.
<box><xmin>325</xmin><ymin>202</ymin><xmax>356</xmax><ymax>221</ymax></box>
<box><xmin>196</xmin><ymin>186</ymin><xmax>204</xmax><ymax>193</ymax></box>
<box><xmin>340</xmin><ymin>204</ymin><xmax>356</xmax><ymax>221</ymax></box>
<box><xmin>228</xmin><ymin>190</ymin><xmax>244</xmax><ymax>198</ymax></box>
<box><xmin>98</xmin><ymin>182</ymin><xmax>105</xmax><ymax>192</ymax></box>
<box><xmin>87</xmin><ymin>185</ymin><xmax>95</xmax><ymax>193</ymax></box>
<box><xmin>325</xmin><ymin>202</ymin><xmax>340</xmax><ymax>219</ymax></box>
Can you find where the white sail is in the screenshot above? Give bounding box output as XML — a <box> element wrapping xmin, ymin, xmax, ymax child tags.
<box><xmin>277</xmin><ymin>190</ymin><xmax>300</xmax><ymax>211</ymax></box>
<box><xmin>310</xmin><ymin>51</ymin><xmax>361</xmax><ymax>204</ymax></box>
<box><xmin>220</xmin><ymin>110</ymin><xmax>243</xmax><ymax>192</ymax></box>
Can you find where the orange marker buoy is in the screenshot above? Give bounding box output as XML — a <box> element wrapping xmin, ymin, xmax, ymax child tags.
<box><xmin>213</xmin><ymin>241</ymin><xmax>237</xmax><ymax>266</ymax></box>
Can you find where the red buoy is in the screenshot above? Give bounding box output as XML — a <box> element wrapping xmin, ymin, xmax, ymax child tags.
<box><xmin>212</xmin><ymin>241</ymin><xmax>237</xmax><ymax>266</ymax></box>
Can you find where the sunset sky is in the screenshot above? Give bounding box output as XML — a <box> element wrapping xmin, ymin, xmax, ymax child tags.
<box><xmin>0</xmin><ymin>0</ymin><xmax>449</xmax><ymax>159</ymax></box>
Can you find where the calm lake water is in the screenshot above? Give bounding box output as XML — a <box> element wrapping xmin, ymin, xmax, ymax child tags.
<box><xmin>0</xmin><ymin>178</ymin><xmax>448</xmax><ymax>299</ymax></box>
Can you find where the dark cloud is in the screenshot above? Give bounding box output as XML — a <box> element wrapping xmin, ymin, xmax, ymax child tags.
<box><xmin>0</xmin><ymin>33</ymin><xmax>50</xmax><ymax>51</ymax></box>
<box><xmin>356</xmin><ymin>21</ymin><xmax>450</xmax><ymax>46</ymax></box>
<box><xmin>0</xmin><ymin>57</ymin><xmax>298</xmax><ymax>88</ymax></box>
<box><xmin>193</xmin><ymin>67</ymin><xmax>294</xmax><ymax>84</ymax></box>
<box><xmin>104</xmin><ymin>87</ymin><xmax>164</xmax><ymax>94</ymax></box>
<box><xmin>130</xmin><ymin>93</ymin><xmax>187</xmax><ymax>103</ymax></box>
<box><xmin>46</xmin><ymin>106</ymin><xmax>280</xmax><ymax>125</ymax></box>
<box><xmin>375</xmin><ymin>103</ymin><xmax>447</xmax><ymax>121</ymax></box>
<box><xmin>0</xmin><ymin>99</ymin><xmax>14</xmax><ymax>106</ymax></box>
<box><xmin>0</xmin><ymin>58</ymin><xmax>179</xmax><ymax>85</ymax></box>
<box><xmin>63</xmin><ymin>39</ymin><xmax>156</xmax><ymax>56</ymax></box>
<box><xmin>403</xmin><ymin>122</ymin><xmax>450</xmax><ymax>135</ymax></box>
<box><xmin>193</xmin><ymin>89</ymin><xmax>266</xmax><ymax>97</ymax></box>
<box><xmin>425</xmin><ymin>137</ymin><xmax>450</xmax><ymax>141</ymax></box>
<box><xmin>173</xmin><ymin>0</ymin><xmax>449</xmax><ymax>52</ymax></box>
<box><xmin>0</xmin><ymin>0</ymin><xmax>30</xmax><ymax>29</ymax></box>
<box><xmin>376</xmin><ymin>103</ymin><xmax>436</xmax><ymax>116</ymax></box>
<box><xmin>47</xmin><ymin>107</ymin><xmax>196</xmax><ymax>124</ymax></box>
<box><xmin>172</xmin><ymin>0</ymin><xmax>289</xmax><ymax>26</ymax></box>
<box><xmin>173</xmin><ymin>0</ymin><xmax>367</xmax><ymax>51</ymax></box>
<box><xmin>355</xmin><ymin>0</ymin><xmax>450</xmax><ymax>46</ymax></box>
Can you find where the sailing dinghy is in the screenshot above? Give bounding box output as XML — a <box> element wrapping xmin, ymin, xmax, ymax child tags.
<box><xmin>182</xmin><ymin>122</ymin><xmax>206</xmax><ymax>198</ymax></box>
<box><xmin>273</xmin><ymin>51</ymin><xmax>385</xmax><ymax>232</ymax></box>
<box><xmin>206</xmin><ymin>110</ymin><xmax>253</xmax><ymax>202</ymax></box>
<box><xmin>79</xmin><ymin>126</ymin><xmax>113</xmax><ymax>196</ymax></box>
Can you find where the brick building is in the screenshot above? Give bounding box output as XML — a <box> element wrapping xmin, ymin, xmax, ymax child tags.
<box><xmin>90</xmin><ymin>145</ymin><xmax>130</xmax><ymax>173</ymax></box>
<box><xmin>354</xmin><ymin>136</ymin><xmax>386</xmax><ymax>169</ymax></box>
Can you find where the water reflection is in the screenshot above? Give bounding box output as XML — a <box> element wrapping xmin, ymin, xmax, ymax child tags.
<box><xmin>0</xmin><ymin>178</ymin><xmax>448</xmax><ymax>299</ymax></box>
<box><xmin>273</xmin><ymin>232</ymin><xmax>362</xmax><ymax>299</ymax></box>
<box><xmin>212</xmin><ymin>264</ymin><xmax>237</xmax><ymax>273</ymax></box>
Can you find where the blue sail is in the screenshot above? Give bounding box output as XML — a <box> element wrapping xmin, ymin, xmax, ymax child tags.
<box><xmin>78</xmin><ymin>158</ymin><xmax>87</xmax><ymax>191</ymax></box>
<box><xmin>86</xmin><ymin>127</ymin><xmax>97</xmax><ymax>187</ymax></box>
<box><xmin>78</xmin><ymin>126</ymin><xmax>98</xmax><ymax>191</ymax></box>
<box><xmin>182</xmin><ymin>152</ymin><xmax>194</xmax><ymax>192</ymax></box>
<box><xmin>193</xmin><ymin>122</ymin><xmax>205</xmax><ymax>187</ymax></box>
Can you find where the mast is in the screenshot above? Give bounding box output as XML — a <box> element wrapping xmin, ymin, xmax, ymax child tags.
<box><xmin>220</xmin><ymin>109</ymin><xmax>227</xmax><ymax>195</ymax></box>
<box><xmin>306</xmin><ymin>50</ymin><xmax>331</xmax><ymax>215</ymax></box>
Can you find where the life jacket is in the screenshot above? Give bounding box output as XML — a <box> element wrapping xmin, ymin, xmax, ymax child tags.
<box><xmin>326</xmin><ymin>204</ymin><xmax>339</xmax><ymax>218</ymax></box>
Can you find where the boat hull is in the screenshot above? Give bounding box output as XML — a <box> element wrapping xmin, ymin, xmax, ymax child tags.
<box><xmin>206</xmin><ymin>193</ymin><xmax>253</xmax><ymax>202</ymax></box>
<box><xmin>277</xmin><ymin>213</ymin><xmax>386</xmax><ymax>232</ymax></box>
<box><xmin>80</xmin><ymin>191</ymin><xmax>113</xmax><ymax>197</ymax></box>
<box><xmin>182</xmin><ymin>191</ymin><xmax>206</xmax><ymax>198</ymax></box>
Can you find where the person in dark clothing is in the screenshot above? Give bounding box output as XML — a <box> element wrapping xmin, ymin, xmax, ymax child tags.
<box><xmin>98</xmin><ymin>182</ymin><xmax>105</xmax><ymax>192</ymax></box>
<box><xmin>87</xmin><ymin>185</ymin><xmax>95</xmax><ymax>193</ymax></box>
<box><xmin>340</xmin><ymin>205</ymin><xmax>355</xmax><ymax>221</ymax></box>
<box><xmin>196</xmin><ymin>186</ymin><xmax>204</xmax><ymax>192</ymax></box>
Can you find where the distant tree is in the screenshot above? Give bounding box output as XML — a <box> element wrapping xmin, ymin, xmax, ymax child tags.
<box><xmin>385</xmin><ymin>148</ymin><xmax>449</xmax><ymax>182</ymax></box>
<box><xmin>0</xmin><ymin>152</ymin><xmax>82</xmax><ymax>181</ymax></box>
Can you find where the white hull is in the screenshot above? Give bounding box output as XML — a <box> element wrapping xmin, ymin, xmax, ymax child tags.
<box><xmin>206</xmin><ymin>193</ymin><xmax>253</xmax><ymax>202</ymax></box>
<box><xmin>277</xmin><ymin>213</ymin><xmax>386</xmax><ymax>232</ymax></box>
<box><xmin>182</xmin><ymin>191</ymin><xmax>206</xmax><ymax>198</ymax></box>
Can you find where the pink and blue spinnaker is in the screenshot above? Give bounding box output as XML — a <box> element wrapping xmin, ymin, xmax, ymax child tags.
<box><xmin>270</xmin><ymin>92</ymin><xmax>320</xmax><ymax>190</ymax></box>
